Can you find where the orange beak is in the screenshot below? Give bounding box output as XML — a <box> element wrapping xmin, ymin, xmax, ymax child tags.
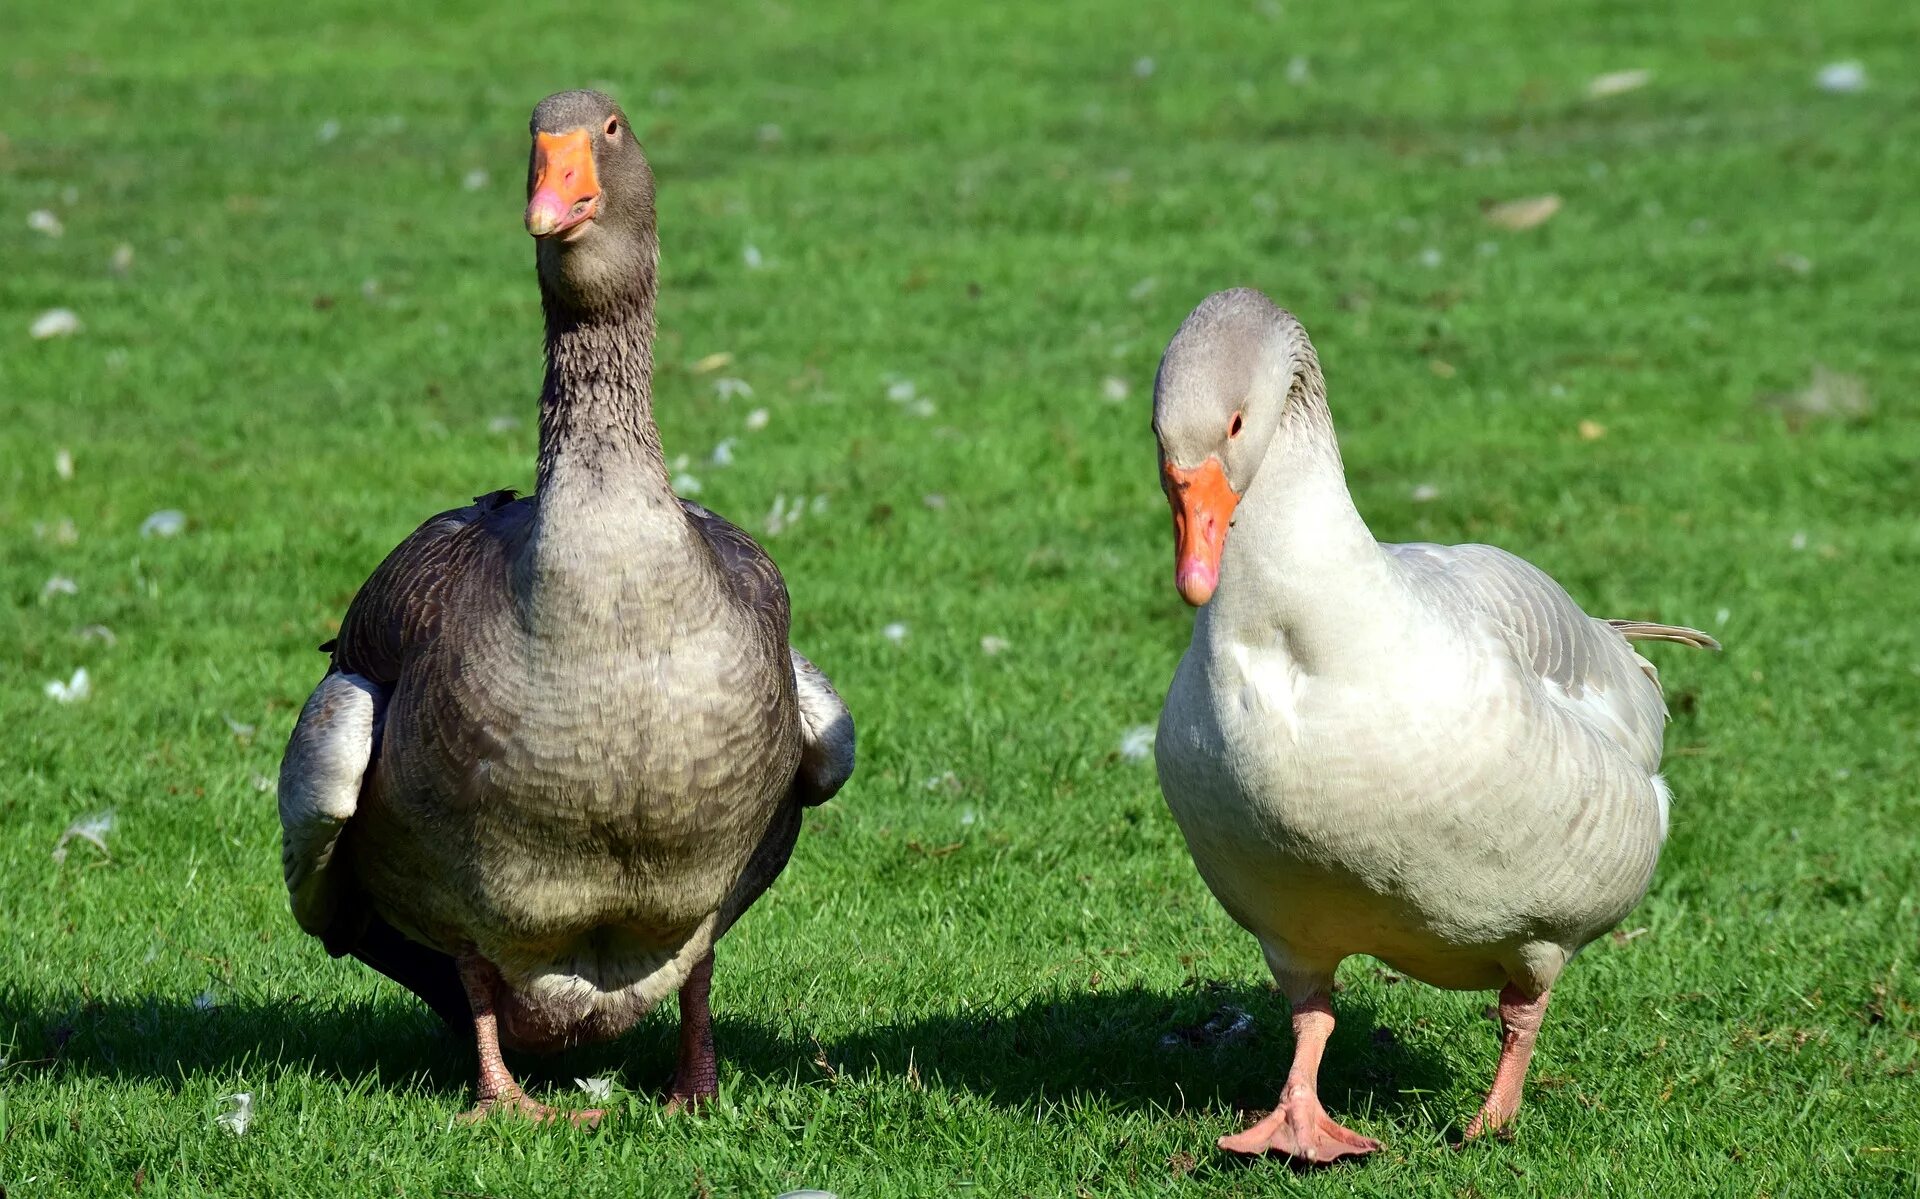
<box><xmin>526</xmin><ymin>129</ymin><xmax>600</xmax><ymax>239</ymax></box>
<box><xmin>1163</xmin><ymin>456</ymin><xmax>1240</xmax><ymax>606</ymax></box>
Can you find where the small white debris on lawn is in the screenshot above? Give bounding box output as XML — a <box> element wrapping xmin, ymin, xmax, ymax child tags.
<box><xmin>765</xmin><ymin>494</ymin><xmax>826</xmax><ymax>536</ymax></box>
<box><xmin>881</xmin><ymin>622</ymin><xmax>910</xmax><ymax>645</ymax></box>
<box><xmin>923</xmin><ymin>771</ymin><xmax>959</xmax><ymax>792</ymax></box>
<box><xmin>757</xmin><ymin>123</ymin><xmax>784</xmax><ymax>144</ymax></box>
<box><xmin>141</xmin><ymin>509</ymin><xmax>187</xmax><ymax>538</ymax></box>
<box><xmin>713</xmin><ymin>377</ymin><xmax>754</xmax><ymax>401</ymax></box>
<box><xmin>31</xmin><ymin>308</ymin><xmax>82</xmax><ymax>339</ymax></box>
<box><xmin>959</xmin><ymin>807</ymin><xmax>977</xmax><ymax>827</ymax></box>
<box><xmin>744</xmin><ymin>407</ymin><xmax>770</xmax><ymax>431</ymax></box>
<box><xmin>79</xmin><ymin>624</ymin><xmax>117</xmax><ymax>645</ymax></box>
<box><xmin>463</xmin><ymin>168</ymin><xmax>490</xmax><ymax>191</ymax></box>
<box><xmin>1816</xmin><ymin>61</ymin><xmax>1867</xmax><ymax>94</ymax></box>
<box><xmin>1418</xmin><ymin>247</ymin><xmax>1443</xmax><ymax>268</ymax></box>
<box><xmin>709</xmin><ymin>438</ymin><xmax>737</xmax><ymax>467</ymax></box>
<box><xmin>1285</xmin><ymin>55</ymin><xmax>1312</xmax><ymax>85</ymax></box>
<box><xmin>1760</xmin><ymin>364</ymin><xmax>1868</xmax><ymax>424</ymax></box>
<box><xmin>1410</xmin><ymin>483</ymin><xmax>1440</xmax><ymax>503</ymax></box>
<box><xmin>110</xmin><ymin>243</ymin><xmax>135</xmax><ymax>274</ymax></box>
<box><xmin>1119</xmin><ymin>725</ymin><xmax>1155</xmax><ymax>762</ymax></box>
<box><xmin>252</xmin><ymin>772</ymin><xmax>275</xmax><ymax>793</ymax></box>
<box><xmin>1132</xmin><ymin>56</ymin><xmax>1156</xmax><ymax>78</ymax></box>
<box><xmin>1789</xmin><ymin>530</ymin><xmax>1808</xmax><ymax>551</ymax></box>
<box><xmin>35</xmin><ymin>518</ymin><xmax>80</xmax><ymax>544</ymax></box>
<box><xmin>45</xmin><ymin>668</ymin><xmax>91</xmax><ymax>705</ymax></box>
<box><xmin>1159</xmin><ymin>1004</ymin><xmax>1256</xmax><ymax>1049</ymax></box>
<box><xmin>224</xmin><ymin>714</ymin><xmax>257</xmax><ymax>740</ymax></box>
<box><xmin>360</xmin><ymin>278</ymin><xmax>380</xmax><ymax>300</ymax></box>
<box><xmin>575</xmin><ymin>1076</ymin><xmax>614</xmax><ymax>1101</ymax></box>
<box><xmin>1715</xmin><ymin>608</ymin><xmax>1730</xmax><ymax>626</ymax></box>
<box><xmin>885</xmin><ymin>378</ymin><xmax>917</xmax><ymax>403</ymax></box>
<box><xmin>1587</xmin><ymin>68</ymin><xmax>1651</xmax><ymax>99</ymax></box>
<box><xmin>672</xmin><ymin>472</ymin><xmax>703</xmax><ymax>496</ymax></box>
<box><xmin>773</xmin><ymin>1191</ymin><xmax>838</xmax><ymax>1199</ymax></box>
<box><xmin>486</xmin><ymin>415</ymin><xmax>521</xmax><ymax>433</ymax></box>
<box><xmin>922</xmin><ymin>493</ymin><xmax>948</xmax><ymax>510</ymax></box>
<box><xmin>906</xmin><ymin>397</ymin><xmax>937</xmax><ymax>418</ymax></box>
<box><xmin>317</xmin><ymin>119</ymin><xmax>341</xmax><ymax>143</ymax></box>
<box><xmin>742</xmin><ymin>244</ymin><xmax>764</xmax><ymax>270</ymax></box>
<box><xmin>51</xmin><ymin>807</ymin><xmax>113</xmax><ymax>861</ymax></box>
<box><xmin>1101</xmin><ymin>376</ymin><xmax>1130</xmax><ymax>403</ymax></box>
<box><xmin>42</xmin><ymin>576</ymin><xmax>78</xmax><ymax>599</ymax></box>
<box><xmin>28</xmin><ymin>208</ymin><xmax>64</xmax><ymax>237</ymax></box>
<box><xmin>216</xmin><ymin>1092</ymin><xmax>252</xmax><ymax>1136</ymax></box>
<box><xmin>980</xmin><ymin>635</ymin><xmax>1010</xmax><ymax>656</ymax></box>
<box><xmin>55</xmin><ymin>447</ymin><xmax>74</xmax><ymax>479</ymax></box>
<box><xmin>1485</xmin><ymin>194</ymin><xmax>1562</xmax><ymax>231</ymax></box>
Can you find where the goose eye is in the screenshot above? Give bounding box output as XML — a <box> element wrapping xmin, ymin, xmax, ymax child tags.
<box><xmin>604</xmin><ymin>117</ymin><xmax>620</xmax><ymax>137</ymax></box>
<box><xmin>1228</xmin><ymin>411</ymin><xmax>1244</xmax><ymax>439</ymax></box>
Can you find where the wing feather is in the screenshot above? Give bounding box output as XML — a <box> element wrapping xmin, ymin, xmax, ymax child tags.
<box><xmin>278</xmin><ymin>671</ymin><xmax>383</xmax><ymax>944</ymax></box>
<box><xmin>1388</xmin><ymin>542</ymin><xmax>1673</xmax><ymax>771</ymax></box>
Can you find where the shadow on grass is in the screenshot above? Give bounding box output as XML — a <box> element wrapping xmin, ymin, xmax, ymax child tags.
<box><xmin>0</xmin><ymin>982</ymin><xmax>467</xmax><ymax>1095</ymax></box>
<box><xmin>0</xmin><ymin>975</ymin><xmax>1452</xmax><ymax>1125</ymax></box>
<box><xmin>781</xmin><ymin>981</ymin><xmax>1454</xmax><ymax>1122</ymax></box>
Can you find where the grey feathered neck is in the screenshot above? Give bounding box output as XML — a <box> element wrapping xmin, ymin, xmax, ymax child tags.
<box><xmin>536</xmin><ymin>285</ymin><xmax>663</xmax><ymax>495</ymax></box>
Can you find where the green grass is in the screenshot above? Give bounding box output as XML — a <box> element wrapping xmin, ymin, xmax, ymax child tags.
<box><xmin>4</xmin><ymin>0</ymin><xmax>1919</xmax><ymax>1194</ymax></box>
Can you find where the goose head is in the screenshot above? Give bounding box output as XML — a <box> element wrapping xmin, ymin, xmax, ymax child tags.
<box><xmin>526</xmin><ymin>89</ymin><xmax>659</xmax><ymax>317</ymax></box>
<box><xmin>1152</xmin><ymin>288</ymin><xmax>1327</xmax><ymax>605</ymax></box>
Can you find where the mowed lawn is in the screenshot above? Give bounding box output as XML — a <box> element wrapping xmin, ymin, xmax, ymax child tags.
<box><xmin>4</xmin><ymin>0</ymin><xmax>1918</xmax><ymax>1194</ymax></box>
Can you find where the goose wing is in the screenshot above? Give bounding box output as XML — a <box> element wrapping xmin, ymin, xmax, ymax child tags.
<box><xmin>276</xmin><ymin>490</ymin><xmax>530</xmax><ymax>1027</ymax></box>
<box><xmin>680</xmin><ymin>499</ymin><xmax>854</xmax><ymax>804</ymax></box>
<box><xmin>1386</xmin><ymin>541</ymin><xmax>1698</xmax><ymax>773</ymax></box>
<box><xmin>330</xmin><ymin>489</ymin><xmax>531</xmax><ymax>686</ymax></box>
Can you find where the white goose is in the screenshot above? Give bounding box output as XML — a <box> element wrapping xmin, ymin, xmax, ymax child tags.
<box><xmin>1150</xmin><ymin>289</ymin><xmax>1716</xmax><ymax>1162</ymax></box>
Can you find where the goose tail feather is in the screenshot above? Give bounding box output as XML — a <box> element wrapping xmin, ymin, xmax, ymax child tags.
<box><xmin>1606</xmin><ymin>620</ymin><xmax>1722</xmax><ymax>652</ymax></box>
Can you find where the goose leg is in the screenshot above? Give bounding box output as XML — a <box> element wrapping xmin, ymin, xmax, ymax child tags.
<box><xmin>665</xmin><ymin>950</ymin><xmax>718</xmax><ymax>1112</ymax></box>
<box><xmin>455</xmin><ymin>953</ymin><xmax>603</xmax><ymax>1127</ymax></box>
<box><xmin>1463</xmin><ymin>984</ymin><xmax>1550</xmax><ymax>1140</ymax></box>
<box><xmin>1219</xmin><ymin>994</ymin><xmax>1381</xmax><ymax>1163</ymax></box>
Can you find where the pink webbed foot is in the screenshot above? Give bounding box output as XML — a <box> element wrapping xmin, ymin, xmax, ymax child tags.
<box><xmin>1220</xmin><ymin>1090</ymin><xmax>1382</xmax><ymax>1164</ymax></box>
<box><xmin>1218</xmin><ymin>992</ymin><xmax>1380</xmax><ymax>1165</ymax></box>
<box><xmin>455</xmin><ymin>951</ymin><xmax>605</xmax><ymax>1128</ymax></box>
<box><xmin>458</xmin><ymin>1092</ymin><xmax>605</xmax><ymax>1127</ymax></box>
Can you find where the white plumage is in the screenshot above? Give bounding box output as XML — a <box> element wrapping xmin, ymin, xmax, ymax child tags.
<box><xmin>1150</xmin><ymin>288</ymin><xmax>1717</xmax><ymax>1161</ymax></box>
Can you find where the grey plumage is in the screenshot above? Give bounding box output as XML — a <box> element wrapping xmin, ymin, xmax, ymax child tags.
<box><xmin>277</xmin><ymin>92</ymin><xmax>853</xmax><ymax>1109</ymax></box>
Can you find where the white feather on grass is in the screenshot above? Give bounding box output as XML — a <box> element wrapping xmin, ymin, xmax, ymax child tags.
<box><xmin>52</xmin><ymin>808</ymin><xmax>113</xmax><ymax>861</ymax></box>
<box><xmin>31</xmin><ymin>309</ymin><xmax>82</xmax><ymax>339</ymax></box>
<box><xmin>45</xmin><ymin>668</ymin><xmax>91</xmax><ymax>705</ymax></box>
<box><xmin>215</xmin><ymin>1092</ymin><xmax>252</xmax><ymax>1136</ymax></box>
<box><xmin>140</xmin><ymin>510</ymin><xmax>186</xmax><ymax>538</ymax></box>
